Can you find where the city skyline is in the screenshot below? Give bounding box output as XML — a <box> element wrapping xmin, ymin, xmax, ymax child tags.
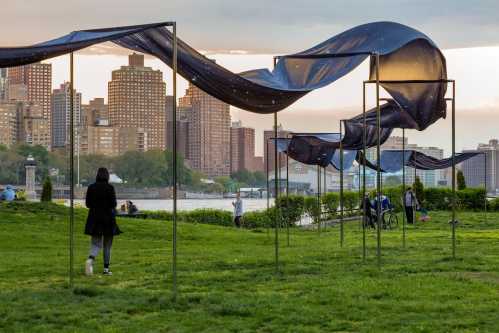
<box><xmin>42</xmin><ymin>45</ymin><xmax>499</xmax><ymax>156</ymax></box>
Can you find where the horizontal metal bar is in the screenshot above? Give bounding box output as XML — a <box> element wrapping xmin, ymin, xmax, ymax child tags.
<box><xmin>364</xmin><ymin>79</ymin><xmax>455</xmax><ymax>84</ymax></box>
<box><xmin>276</xmin><ymin>52</ymin><xmax>373</xmax><ymax>59</ymax></box>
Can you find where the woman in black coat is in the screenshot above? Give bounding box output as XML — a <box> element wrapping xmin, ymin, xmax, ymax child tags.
<box><xmin>84</xmin><ymin>167</ymin><xmax>121</xmax><ymax>276</ymax></box>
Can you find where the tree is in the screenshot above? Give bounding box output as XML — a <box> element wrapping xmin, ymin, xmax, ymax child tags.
<box><xmin>384</xmin><ymin>175</ymin><xmax>401</xmax><ymax>187</ymax></box>
<box><xmin>41</xmin><ymin>177</ymin><xmax>53</xmax><ymax>202</ymax></box>
<box><xmin>413</xmin><ymin>176</ymin><xmax>425</xmax><ymax>204</ymax></box>
<box><xmin>457</xmin><ymin>170</ymin><xmax>466</xmax><ymax>190</ymax></box>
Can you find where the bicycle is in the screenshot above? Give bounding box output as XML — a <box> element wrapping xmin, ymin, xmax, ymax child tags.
<box><xmin>381</xmin><ymin>208</ymin><xmax>399</xmax><ymax>230</ymax></box>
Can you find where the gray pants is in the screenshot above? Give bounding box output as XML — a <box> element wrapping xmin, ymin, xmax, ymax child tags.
<box><xmin>89</xmin><ymin>235</ymin><xmax>113</xmax><ymax>268</ymax></box>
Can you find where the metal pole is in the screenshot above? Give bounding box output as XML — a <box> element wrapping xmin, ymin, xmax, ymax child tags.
<box><xmin>484</xmin><ymin>152</ymin><xmax>487</xmax><ymax>222</ymax></box>
<box><xmin>413</xmin><ymin>153</ymin><xmax>417</xmax><ymax>224</ymax></box>
<box><xmin>402</xmin><ymin>128</ymin><xmax>406</xmax><ymax>248</ymax></box>
<box><xmin>340</xmin><ymin>120</ymin><xmax>344</xmax><ymax>247</ymax></box>
<box><xmin>273</xmin><ymin>57</ymin><xmax>279</xmax><ymax>272</ymax></box>
<box><xmin>323</xmin><ymin>166</ymin><xmax>327</xmax><ymax>231</ymax></box>
<box><xmin>317</xmin><ymin>164</ymin><xmax>321</xmax><ymax>234</ymax></box>
<box><xmin>69</xmin><ymin>52</ymin><xmax>75</xmax><ymax>289</ymax></box>
<box><xmin>375</xmin><ymin>54</ymin><xmax>382</xmax><ymax>266</ymax></box>
<box><xmin>451</xmin><ymin>81</ymin><xmax>456</xmax><ymax>259</ymax></box>
<box><xmin>358</xmin><ymin>160</ymin><xmax>361</xmax><ymax>229</ymax></box>
<box><xmin>362</xmin><ymin>82</ymin><xmax>367</xmax><ymax>261</ymax></box>
<box><xmin>266</xmin><ymin>139</ymin><xmax>269</xmax><ymax>210</ymax></box>
<box><xmin>286</xmin><ymin>147</ymin><xmax>290</xmax><ymax>246</ymax></box>
<box><xmin>172</xmin><ymin>22</ymin><xmax>178</xmax><ymax>300</ymax></box>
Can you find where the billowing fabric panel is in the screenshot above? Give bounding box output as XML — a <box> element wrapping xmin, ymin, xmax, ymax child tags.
<box><xmin>0</xmin><ymin>21</ymin><xmax>445</xmax><ymax>123</ymax></box>
<box><xmin>330</xmin><ymin>150</ymin><xmax>358</xmax><ymax>171</ymax></box>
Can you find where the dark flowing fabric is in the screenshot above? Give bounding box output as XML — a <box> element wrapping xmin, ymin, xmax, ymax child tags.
<box><xmin>361</xmin><ymin>150</ymin><xmax>482</xmax><ymax>172</ymax></box>
<box><xmin>0</xmin><ymin>21</ymin><xmax>446</xmax><ymax>121</ymax></box>
<box><xmin>330</xmin><ymin>150</ymin><xmax>358</xmax><ymax>171</ymax></box>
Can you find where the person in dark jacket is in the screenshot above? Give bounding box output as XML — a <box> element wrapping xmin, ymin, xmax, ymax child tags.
<box><xmin>84</xmin><ymin>167</ymin><xmax>121</xmax><ymax>276</ymax></box>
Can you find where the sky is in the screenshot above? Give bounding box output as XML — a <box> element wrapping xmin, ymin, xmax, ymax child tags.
<box><xmin>2</xmin><ymin>1</ymin><xmax>499</xmax><ymax>156</ymax></box>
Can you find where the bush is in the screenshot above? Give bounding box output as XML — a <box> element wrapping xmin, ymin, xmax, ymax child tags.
<box><xmin>242</xmin><ymin>208</ymin><xmax>274</xmax><ymax>229</ymax></box>
<box><xmin>304</xmin><ymin>196</ymin><xmax>321</xmax><ymax>223</ymax></box>
<box><xmin>139</xmin><ymin>209</ymin><xmax>232</xmax><ymax>227</ymax></box>
<box><xmin>41</xmin><ymin>177</ymin><xmax>52</xmax><ymax>202</ymax></box>
<box><xmin>275</xmin><ymin>195</ymin><xmax>304</xmax><ymax>226</ymax></box>
<box><xmin>322</xmin><ymin>192</ymin><xmax>339</xmax><ymax>218</ymax></box>
<box><xmin>457</xmin><ymin>188</ymin><xmax>486</xmax><ymax>211</ymax></box>
<box><xmin>413</xmin><ymin>176</ymin><xmax>425</xmax><ymax>205</ymax></box>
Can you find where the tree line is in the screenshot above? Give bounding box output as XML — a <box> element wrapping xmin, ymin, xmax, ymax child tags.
<box><xmin>0</xmin><ymin>144</ymin><xmax>265</xmax><ymax>192</ymax></box>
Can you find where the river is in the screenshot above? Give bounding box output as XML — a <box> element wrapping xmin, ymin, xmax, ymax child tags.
<box><xmin>73</xmin><ymin>198</ymin><xmax>272</xmax><ymax>212</ymax></box>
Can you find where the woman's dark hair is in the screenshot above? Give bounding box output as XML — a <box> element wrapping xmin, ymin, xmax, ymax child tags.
<box><xmin>96</xmin><ymin>167</ymin><xmax>110</xmax><ymax>183</ymax></box>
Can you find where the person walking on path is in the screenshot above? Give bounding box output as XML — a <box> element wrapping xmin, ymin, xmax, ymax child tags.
<box><xmin>232</xmin><ymin>192</ymin><xmax>243</xmax><ymax>228</ymax></box>
<box><xmin>84</xmin><ymin>168</ymin><xmax>121</xmax><ymax>276</ymax></box>
<box><xmin>403</xmin><ymin>186</ymin><xmax>419</xmax><ymax>225</ymax></box>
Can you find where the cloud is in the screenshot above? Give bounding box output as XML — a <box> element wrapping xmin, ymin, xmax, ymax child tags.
<box><xmin>1</xmin><ymin>0</ymin><xmax>499</xmax><ymax>52</ymax></box>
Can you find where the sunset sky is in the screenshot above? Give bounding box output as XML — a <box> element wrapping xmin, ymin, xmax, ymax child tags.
<box><xmin>2</xmin><ymin>1</ymin><xmax>499</xmax><ymax>155</ymax></box>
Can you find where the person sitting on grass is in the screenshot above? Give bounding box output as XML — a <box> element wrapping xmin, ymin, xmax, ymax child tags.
<box><xmin>0</xmin><ymin>185</ymin><xmax>16</xmax><ymax>202</ymax></box>
<box><xmin>84</xmin><ymin>167</ymin><xmax>122</xmax><ymax>276</ymax></box>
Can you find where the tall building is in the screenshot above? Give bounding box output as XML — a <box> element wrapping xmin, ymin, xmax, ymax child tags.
<box><xmin>230</xmin><ymin>121</ymin><xmax>260</xmax><ymax>173</ymax></box>
<box><xmin>179</xmin><ymin>82</ymin><xmax>231</xmax><ymax>177</ymax></box>
<box><xmin>7</xmin><ymin>63</ymin><xmax>52</xmax><ymax>129</ymax></box>
<box><xmin>82</xmin><ymin>125</ymin><xmax>148</xmax><ymax>156</ymax></box>
<box><xmin>18</xmin><ymin>102</ymin><xmax>50</xmax><ymax>149</ymax></box>
<box><xmin>108</xmin><ymin>53</ymin><xmax>166</xmax><ymax>151</ymax></box>
<box><xmin>51</xmin><ymin>82</ymin><xmax>82</xmax><ymax>148</ymax></box>
<box><xmin>0</xmin><ymin>102</ymin><xmax>18</xmax><ymax>147</ymax></box>
<box><xmin>81</xmin><ymin>98</ymin><xmax>108</xmax><ymax>127</ymax></box>
<box><xmin>461</xmin><ymin>139</ymin><xmax>499</xmax><ymax>193</ymax></box>
<box><xmin>0</xmin><ymin>68</ymin><xmax>7</xmax><ymax>101</ymax></box>
<box><xmin>263</xmin><ymin>125</ymin><xmax>291</xmax><ymax>173</ymax></box>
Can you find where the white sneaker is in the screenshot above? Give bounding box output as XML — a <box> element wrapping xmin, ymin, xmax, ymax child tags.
<box><xmin>103</xmin><ymin>268</ymin><xmax>112</xmax><ymax>276</ymax></box>
<box><xmin>85</xmin><ymin>259</ymin><xmax>94</xmax><ymax>276</ymax></box>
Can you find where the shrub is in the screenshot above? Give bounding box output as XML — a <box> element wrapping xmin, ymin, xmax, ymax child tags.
<box><xmin>242</xmin><ymin>208</ymin><xmax>274</xmax><ymax>229</ymax></box>
<box><xmin>322</xmin><ymin>192</ymin><xmax>339</xmax><ymax>218</ymax></box>
<box><xmin>41</xmin><ymin>177</ymin><xmax>52</xmax><ymax>202</ymax></box>
<box><xmin>304</xmin><ymin>196</ymin><xmax>321</xmax><ymax>223</ymax></box>
<box><xmin>139</xmin><ymin>209</ymin><xmax>232</xmax><ymax>227</ymax></box>
<box><xmin>275</xmin><ymin>195</ymin><xmax>304</xmax><ymax>227</ymax></box>
<box><xmin>457</xmin><ymin>170</ymin><xmax>466</xmax><ymax>190</ymax></box>
<box><xmin>413</xmin><ymin>176</ymin><xmax>425</xmax><ymax>205</ymax></box>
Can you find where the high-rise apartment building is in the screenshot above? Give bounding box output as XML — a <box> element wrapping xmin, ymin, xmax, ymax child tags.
<box><xmin>7</xmin><ymin>63</ymin><xmax>52</xmax><ymax>129</ymax></box>
<box><xmin>179</xmin><ymin>83</ymin><xmax>231</xmax><ymax>177</ymax></box>
<box><xmin>230</xmin><ymin>121</ymin><xmax>260</xmax><ymax>173</ymax></box>
<box><xmin>461</xmin><ymin>139</ymin><xmax>499</xmax><ymax>193</ymax></box>
<box><xmin>82</xmin><ymin>125</ymin><xmax>148</xmax><ymax>156</ymax></box>
<box><xmin>108</xmin><ymin>53</ymin><xmax>166</xmax><ymax>151</ymax></box>
<box><xmin>0</xmin><ymin>102</ymin><xmax>18</xmax><ymax>147</ymax></box>
<box><xmin>18</xmin><ymin>102</ymin><xmax>50</xmax><ymax>149</ymax></box>
<box><xmin>81</xmin><ymin>98</ymin><xmax>108</xmax><ymax>127</ymax></box>
<box><xmin>51</xmin><ymin>82</ymin><xmax>82</xmax><ymax>148</ymax></box>
<box><xmin>263</xmin><ymin>125</ymin><xmax>291</xmax><ymax>173</ymax></box>
<box><xmin>0</xmin><ymin>68</ymin><xmax>7</xmax><ymax>101</ymax></box>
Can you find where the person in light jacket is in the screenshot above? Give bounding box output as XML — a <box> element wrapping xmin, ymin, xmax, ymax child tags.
<box><xmin>403</xmin><ymin>186</ymin><xmax>419</xmax><ymax>225</ymax></box>
<box><xmin>232</xmin><ymin>192</ymin><xmax>243</xmax><ymax>228</ymax></box>
<box><xmin>84</xmin><ymin>168</ymin><xmax>121</xmax><ymax>276</ymax></box>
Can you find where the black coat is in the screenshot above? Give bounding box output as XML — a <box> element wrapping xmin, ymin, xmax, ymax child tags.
<box><xmin>84</xmin><ymin>181</ymin><xmax>121</xmax><ymax>236</ymax></box>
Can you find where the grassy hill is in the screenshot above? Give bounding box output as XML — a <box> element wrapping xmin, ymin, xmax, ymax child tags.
<box><xmin>1</xmin><ymin>202</ymin><xmax>499</xmax><ymax>332</ymax></box>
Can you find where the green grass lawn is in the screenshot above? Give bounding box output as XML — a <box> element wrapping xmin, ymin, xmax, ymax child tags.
<box><xmin>1</xmin><ymin>202</ymin><xmax>498</xmax><ymax>332</ymax></box>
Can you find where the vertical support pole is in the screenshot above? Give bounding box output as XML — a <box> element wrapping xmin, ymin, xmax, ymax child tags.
<box><xmin>266</xmin><ymin>139</ymin><xmax>270</xmax><ymax>237</ymax></box>
<box><xmin>172</xmin><ymin>22</ymin><xmax>178</xmax><ymax>300</ymax></box>
<box><xmin>286</xmin><ymin>146</ymin><xmax>290</xmax><ymax>246</ymax></box>
<box><xmin>340</xmin><ymin>120</ymin><xmax>344</xmax><ymax>247</ymax></box>
<box><xmin>402</xmin><ymin>128</ymin><xmax>406</xmax><ymax>248</ymax></box>
<box><xmin>273</xmin><ymin>57</ymin><xmax>279</xmax><ymax>273</ymax></box>
<box><xmin>323</xmin><ymin>166</ymin><xmax>327</xmax><ymax>231</ymax></box>
<box><xmin>451</xmin><ymin>81</ymin><xmax>456</xmax><ymax>259</ymax></box>
<box><xmin>317</xmin><ymin>164</ymin><xmax>321</xmax><ymax>234</ymax></box>
<box><xmin>69</xmin><ymin>52</ymin><xmax>75</xmax><ymax>289</ymax></box>
<box><xmin>362</xmin><ymin>82</ymin><xmax>367</xmax><ymax>261</ymax></box>
<box><xmin>375</xmin><ymin>54</ymin><xmax>382</xmax><ymax>267</ymax></box>
<box><xmin>266</xmin><ymin>139</ymin><xmax>270</xmax><ymax>210</ymax></box>
<box><xmin>358</xmin><ymin>160</ymin><xmax>361</xmax><ymax>229</ymax></box>
<box><xmin>413</xmin><ymin>154</ymin><xmax>417</xmax><ymax>224</ymax></box>
<box><xmin>484</xmin><ymin>153</ymin><xmax>487</xmax><ymax>222</ymax></box>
